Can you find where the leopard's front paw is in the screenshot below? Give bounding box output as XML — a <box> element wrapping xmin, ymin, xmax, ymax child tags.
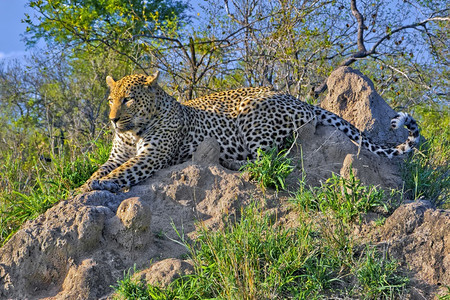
<box><xmin>78</xmin><ymin>181</ymin><xmax>93</xmax><ymax>194</ymax></box>
<box><xmin>82</xmin><ymin>179</ymin><xmax>121</xmax><ymax>193</ymax></box>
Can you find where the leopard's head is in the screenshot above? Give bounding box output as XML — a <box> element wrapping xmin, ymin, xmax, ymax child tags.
<box><xmin>106</xmin><ymin>71</ymin><xmax>160</xmax><ymax>133</ymax></box>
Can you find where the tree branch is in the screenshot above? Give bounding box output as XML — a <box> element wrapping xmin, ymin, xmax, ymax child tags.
<box><xmin>312</xmin><ymin>3</ymin><xmax>449</xmax><ymax>98</ymax></box>
<box><xmin>350</xmin><ymin>0</ymin><xmax>366</xmax><ymax>52</ymax></box>
<box><xmin>368</xmin><ymin>16</ymin><xmax>448</xmax><ymax>55</ymax></box>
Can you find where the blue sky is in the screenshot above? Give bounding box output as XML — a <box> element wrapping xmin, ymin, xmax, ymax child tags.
<box><xmin>0</xmin><ymin>0</ymin><xmax>32</xmax><ymax>60</ymax></box>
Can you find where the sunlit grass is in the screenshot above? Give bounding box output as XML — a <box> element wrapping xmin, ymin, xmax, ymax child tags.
<box><xmin>113</xmin><ymin>200</ymin><xmax>408</xmax><ymax>299</ymax></box>
<box><xmin>402</xmin><ymin>132</ymin><xmax>449</xmax><ymax>208</ymax></box>
<box><xmin>0</xmin><ymin>140</ymin><xmax>110</xmax><ymax>245</ymax></box>
<box><xmin>241</xmin><ymin>147</ymin><xmax>294</xmax><ymax>192</ymax></box>
<box><xmin>290</xmin><ymin>168</ymin><xmax>387</xmax><ymax>223</ymax></box>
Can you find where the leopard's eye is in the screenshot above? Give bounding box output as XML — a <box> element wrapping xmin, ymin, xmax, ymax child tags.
<box><xmin>108</xmin><ymin>98</ymin><xmax>114</xmax><ymax>105</ymax></box>
<box><xmin>123</xmin><ymin>97</ymin><xmax>133</xmax><ymax>104</ymax></box>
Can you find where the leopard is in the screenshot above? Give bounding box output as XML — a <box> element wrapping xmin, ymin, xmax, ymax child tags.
<box><xmin>81</xmin><ymin>71</ymin><xmax>419</xmax><ymax>193</ymax></box>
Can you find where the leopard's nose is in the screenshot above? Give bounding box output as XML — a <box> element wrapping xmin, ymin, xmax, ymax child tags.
<box><xmin>110</xmin><ymin>117</ymin><xmax>120</xmax><ymax>123</ymax></box>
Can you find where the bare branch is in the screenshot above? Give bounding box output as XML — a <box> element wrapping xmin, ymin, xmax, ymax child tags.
<box><xmin>350</xmin><ymin>0</ymin><xmax>366</xmax><ymax>52</ymax></box>
<box><xmin>312</xmin><ymin>4</ymin><xmax>449</xmax><ymax>97</ymax></box>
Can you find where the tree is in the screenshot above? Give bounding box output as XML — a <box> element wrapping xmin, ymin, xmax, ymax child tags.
<box><xmin>24</xmin><ymin>0</ymin><xmax>191</xmax><ymax>70</ymax></box>
<box><xmin>21</xmin><ymin>0</ymin><xmax>450</xmax><ymax>109</ymax></box>
<box><xmin>24</xmin><ymin>0</ymin><xmax>232</xmax><ymax>100</ymax></box>
<box><xmin>214</xmin><ymin>0</ymin><xmax>448</xmax><ymax>100</ymax></box>
<box><xmin>311</xmin><ymin>0</ymin><xmax>449</xmax><ymax>97</ymax></box>
<box><xmin>0</xmin><ymin>47</ymin><xmax>134</xmax><ymax>155</ymax></box>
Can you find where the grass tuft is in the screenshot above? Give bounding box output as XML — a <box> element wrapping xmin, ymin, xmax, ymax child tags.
<box><xmin>113</xmin><ymin>268</ymin><xmax>150</xmax><ymax>300</ymax></box>
<box><xmin>241</xmin><ymin>147</ymin><xmax>294</xmax><ymax>192</ymax></box>
<box><xmin>291</xmin><ymin>169</ymin><xmax>386</xmax><ymax>223</ymax></box>
<box><xmin>355</xmin><ymin>246</ymin><xmax>409</xmax><ymax>299</ymax></box>
<box><xmin>402</xmin><ymin>134</ymin><xmax>449</xmax><ymax>208</ymax></box>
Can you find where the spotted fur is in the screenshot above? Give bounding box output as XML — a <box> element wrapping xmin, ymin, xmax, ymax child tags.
<box><xmin>81</xmin><ymin>72</ymin><xmax>419</xmax><ymax>192</ymax></box>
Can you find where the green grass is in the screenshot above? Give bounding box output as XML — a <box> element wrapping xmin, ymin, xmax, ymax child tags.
<box><xmin>241</xmin><ymin>147</ymin><xmax>294</xmax><ymax>192</ymax></box>
<box><xmin>291</xmin><ymin>169</ymin><xmax>387</xmax><ymax>223</ymax></box>
<box><xmin>187</xmin><ymin>205</ymin><xmax>321</xmax><ymax>299</ymax></box>
<box><xmin>0</xmin><ymin>140</ymin><xmax>110</xmax><ymax>245</ymax></box>
<box><xmin>114</xmin><ymin>267</ymin><xmax>153</xmax><ymax>300</ymax></box>
<box><xmin>354</xmin><ymin>246</ymin><xmax>409</xmax><ymax>299</ymax></box>
<box><xmin>402</xmin><ymin>133</ymin><xmax>449</xmax><ymax>208</ymax></box>
<box><xmin>113</xmin><ymin>201</ymin><xmax>408</xmax><ymax>299</ymax></box>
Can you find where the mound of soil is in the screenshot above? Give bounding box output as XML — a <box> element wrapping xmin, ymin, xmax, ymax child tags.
<box><xmin>380</xmin><ymin>201</ymin><xmax>449</xmax><ymax>288</ymax></box>
<box><xmin>0</xmin><ymin>158</ymin><xmax>265</xmax><ymax>299</ymax></box>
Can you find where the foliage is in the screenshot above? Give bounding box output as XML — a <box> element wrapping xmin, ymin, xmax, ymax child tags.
<box><xmin>0</xmin><ymin>49</ymin><xmax>133</xmax><ymax>149</ymax></box>
<box><xmin>24</xmin><ymin>0</ymin><xmax>190</xmax><ymax>52</ymax></box>
<box><xmin>241</xmin><ymin>147</ymin><xmax>294</xmax><ymax>192</ymax></box>
<box><xmin>402</xmin><ymin>133</ymin><xmax>449</xmax><ymax>207</ymax></box>
<box><xmin>0</xmin><ymin>139</ymin><xmax>110</xmax><ymax>245</ymax></box>
<box><xmin>113</xmin><ymin>203</ymin><xmax>408</xmax><ymax>299</ymax></box>
<box><xmin>291</xmin><ymin>170</ymin><xmax>387</xmax><ymax>223</ymax></box>
<box><xmin>355</xmin><ymin>247</ymin><xmax>409</xmax><ymax>299</ymax></box>
<box><xmin>23</xmin><ymin>0</ymin><xmax>449</xmax><ymax>105</ymax></box>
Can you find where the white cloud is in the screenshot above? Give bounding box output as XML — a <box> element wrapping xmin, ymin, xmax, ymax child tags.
<box><xmin>0</xmin><ymin>51</ymin><xmax>27</xmax><ymax>61</ymax></box>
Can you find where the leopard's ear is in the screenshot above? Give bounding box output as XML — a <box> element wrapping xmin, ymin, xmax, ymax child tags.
<box><xmin>145</xmin><ymin>71</ymin><xmax>160</xmax><ymax>86</ymax></box>
<box><xmin>106</xmin><ymin>76</ymin><xmax>115</xmax><ymax>89</ymax></box>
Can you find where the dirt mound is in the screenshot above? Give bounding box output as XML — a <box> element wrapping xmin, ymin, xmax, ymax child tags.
<box><xmin>1</xmin><ymin>67</ymin><xmax>444</xmax><ymax>299</ymax></box>
<box><xmin>133</xmin><ymin>258</ymin><xmax>194</xmax><ymax>287</ymax></box>
<box><xmin>321</xmin><ymin>66</ymin><xmax>409</xmax><ymax>145</ymax></box>
<box><xmin>285</xmin><ymin>125</ymin><xmax>404</xmax><ymax>191</ymax></box>
<box><xmin>0</xmin><ymin>150</ymin><xmax>265</xmax><ymax>299</ymax></box>
<box><xmin>379</xmin><ymin>200</ymin><xmax>449</xmax><ymax>287</ymax></box>
<box><xmin>286</xmin><ymin>66</ymin><xmax>406</xmax><ymax>191</ymax></box>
